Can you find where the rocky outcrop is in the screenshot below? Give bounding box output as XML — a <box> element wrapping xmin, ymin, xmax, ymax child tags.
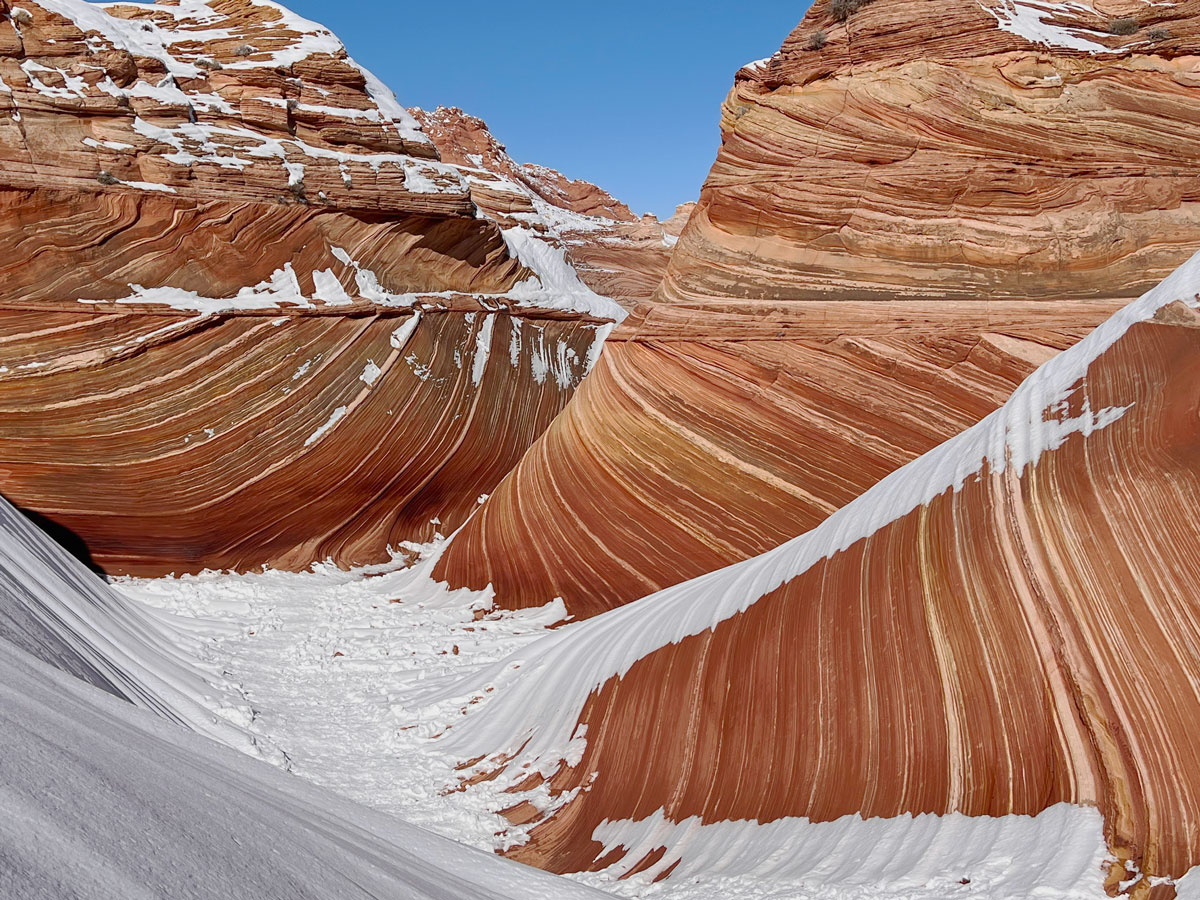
<box><xmin>0</xmin><ymin>0</ymin><xmax>621</xmax><ymax>575</ymax></box>
<box><xmin>412</xmin><ymin>106</ymin><xmax>688</xmax><ymax>305</ymax></box>
<box><xmin>437</xmin><ymin>254</ymin><xmax>1200</xmax><ymax>894</ymax></box>
<box><xmin>436</xmin><ymin>0</ymin><xmax>1200</xmax><ymax>617</ymax></box>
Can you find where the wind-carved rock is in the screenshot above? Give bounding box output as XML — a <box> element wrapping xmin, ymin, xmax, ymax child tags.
<box><xmin>434</xmin><ymin>253</ymin><xmax>1200</xmax><ymax>898</ymax></box>
<box><xmin>0</xmin><ymin>0</ymin><xmax>622</xmax><ymax>575</ymax></box>
<box><xmin>437</xmin><ymin>0</ymin><xmax>1200</xmax><ymax>618</ymax></box>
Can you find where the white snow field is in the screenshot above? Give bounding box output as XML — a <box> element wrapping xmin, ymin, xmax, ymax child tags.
<box><xmin>0</xmin><ymin>495</ymin><xmax>609</xmax><ymax>900</ymax></box>
<box><xmin>0</xmin><ymin>639</ymin><xmax>608</xmax><ymax>900</ymax></box>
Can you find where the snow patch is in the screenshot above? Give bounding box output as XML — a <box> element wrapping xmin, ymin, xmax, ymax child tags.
<box><xmin>578</xmin><ymin>805</ymin><xmax>1110</xmax><ymax>899</ymax></box>
<box><xmin>360</xmin><ymin>360</ymin><xmax>383</xmax><ymax>386</ymax></box>
<box><xmin>982</xmin><ymin>0</ymin><xmax>1111</xmax><ymax>52</ymax></box>
<box><xmin>473</xmin><ymin>314</ymin><xmax>496</xmax><ymax>386</ymax></box>
<box><xmin>304</xmin><ymin>405</ymin><xmax>347</xmax><ymax>447</ymax></box>
<box><xmin>501</xmin><ymin>227</ymin><xmax>625</xmax><ymax>321</ymax></box>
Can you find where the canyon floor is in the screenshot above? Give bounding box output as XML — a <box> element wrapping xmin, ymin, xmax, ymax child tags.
<box><xmin>110</xmin><ymin>544</ymin><xmax>1112</xmax><ymax>900</ymax></box>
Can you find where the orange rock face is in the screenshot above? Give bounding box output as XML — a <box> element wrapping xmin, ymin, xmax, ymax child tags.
<box><xmin>412</xmin><ymin>106</ymin><xmax>689</xmax><ymax>305</ymax></box>
<box><xmin>442</xmin><ymin>262</ymin><xmax>1200</xmax><ymax>892</ymax></box>
<box><xmin>0</xmin><ymin>0</ymin><xmax>620</xmax><ymax>575</ymax></box>
<box><xmin>436</xmin><ymin>0</ymin><xmax>1200</xmax><ymax>617</ymax></box>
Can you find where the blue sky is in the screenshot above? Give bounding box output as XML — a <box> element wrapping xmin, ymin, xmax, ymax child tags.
<box><xmin>269</xmin><ymin>1</ymin><xmax>810</xmax><ymax>218</ymax></box>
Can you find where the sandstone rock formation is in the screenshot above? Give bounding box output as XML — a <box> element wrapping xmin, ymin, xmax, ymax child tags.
<box><xmin>438</xmin><ymin>254</ymin><xmax>1200</xmax><ymax>896</ymax></box>
<box><xmin>412</xmin><ymin>106</ymin><xmax>688</xmax><ymax>305</ymax></box>
<box><xmin>436</xmin><ymin>0</ymin><xmax>1200</xmax><ymax>617</ymax></box>
<box><xmin>0</xmin><ymin>0</ymin><xmax>622</xmax><ymax>575</ymax></box>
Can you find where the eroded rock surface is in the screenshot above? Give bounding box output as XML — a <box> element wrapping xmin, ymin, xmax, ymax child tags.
<box><xmin>442</xmin><ymin>255</ymin><xmax>1200</xmax><ymax>895</ymax></box>
<box><xmin>0</xmin><ymin>0</ymin><xmax>620</xmax><ymax>575</ymax></box>
<box><xmin>437</xmin><ymin>0</ymin><xmax>1200</xmax><ymax>617</ymax></box>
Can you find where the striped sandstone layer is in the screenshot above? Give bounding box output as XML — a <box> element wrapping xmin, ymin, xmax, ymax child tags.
<box><xmin>436</xmin><ymin>254</ymin><xmax>1200</xmax><ymax>897</ymax></box>
<box><xmin>436</xmin><ymin>0</ymin><xmax>1200</xmax><ymax>617</ymax></box>
<box><xmin>0</xmin><ymin>0</ymin><xmax>620</xmax><ymax>575</ymax></box>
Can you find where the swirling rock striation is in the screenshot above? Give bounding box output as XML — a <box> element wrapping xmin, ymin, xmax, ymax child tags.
<box><xmin>435</xmin><ymin>253</ymin><xmax>1200</xmax><ymax>895</ymax></box>
<box><xmin>0</xmin><ymin>0</ymin><xmax>622</xmax><ymax>575</ymax></box>
<box><xmin>437</xmin><ymin>0</ymin><xmax>1200</xmax><ymax>617</ymax></box>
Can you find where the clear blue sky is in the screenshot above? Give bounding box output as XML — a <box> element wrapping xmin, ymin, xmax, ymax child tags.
<box><xmin>272</xmin><ymin>2</ymin><xmax>811</xmax><ymax>217</ymax></box>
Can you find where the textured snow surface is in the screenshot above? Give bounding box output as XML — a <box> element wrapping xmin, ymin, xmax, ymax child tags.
<box><xmin>0</xmin><ymin>495</ymin><xmax>269</xmax><ymax>758</ymax></box>
<box><xmin>112</xmin><ymin>547</ymin><xmax>574</xmax><ymax>852</ymax></box>
<box><xmin>0</xmin><ymin>492</ymin><xmax>605</xmax><ymax>899</ymax></box>
<box><xmin>0</xmin><ymin>643</ymin><xmax>607</xmax><ymax>900</ymax></box>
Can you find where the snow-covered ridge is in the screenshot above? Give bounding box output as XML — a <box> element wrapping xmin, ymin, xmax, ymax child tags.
<box><xmin>424</xmin><ymin>248</ymin><xmax>1200</xmax><ymax>778</ymax></box>
<box><xmin>3</xmin><ymin>3</ymin><xmax>626</xmax><ymax>322</ymax></box>
<box><xmin>45</xmin><ymin>0</ymin><xmax>428</xmax><ymax>142</ymax></box>
<box><xmin>3</xmin><ymin>0</ymin><xmax>465</xmax><ymax>202</ymax></box>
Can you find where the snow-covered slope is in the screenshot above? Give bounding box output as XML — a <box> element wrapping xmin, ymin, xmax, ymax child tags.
<box><xmin>0</xmin><ymin>637</ymin><xmax>609</xmax><ymax>900</ymax></box>
<box><xmin>0</xmin><ymin>480</ymin><xmax>607</xmax><ymax>899</ymax></box>
<box><xmin>0</xmin><ymin>494</ymin><xmax>269</xmax><ymax>756</ymax></box>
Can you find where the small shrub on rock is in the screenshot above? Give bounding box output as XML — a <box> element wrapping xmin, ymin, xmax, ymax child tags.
<box><xmin>831</xmin><ymin>0</ymin><xmax>872</xmax><ymax>22</ymax></box>
<box><xmin>1108</xmin><ymin>17</ymin><xmax>1138</xmax><ymax>35</ymax></box>
<box><xmin>808</xmin><ymin>30</ymin><xmax>827</xmax><ymax>50</ymax></box>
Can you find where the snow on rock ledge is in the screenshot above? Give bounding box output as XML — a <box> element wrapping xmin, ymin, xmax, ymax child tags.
<box><xmin>412</xmin><ymin>106</ymin><xmax>689</xmax><ymax>308</ymax></box>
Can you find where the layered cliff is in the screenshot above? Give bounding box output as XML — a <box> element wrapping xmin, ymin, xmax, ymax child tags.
<box><xmin>0</xmin><ymin>0</ymin><xmax>621</xmax><ymax>575</ymax></box>
<box><xmin>433</xmin><ymin>253</ymin><xmax>1200</xmax><ymax>895</ymax></box>
<box><xmin>412</xmin><ymin>106</ymin><xmax>688</xmax><ymax>305</ymax></box>
<box><xmin>436</xmin><ymin>0</ymin><xmax>1200</xmax><ymax>617</ymax></box>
